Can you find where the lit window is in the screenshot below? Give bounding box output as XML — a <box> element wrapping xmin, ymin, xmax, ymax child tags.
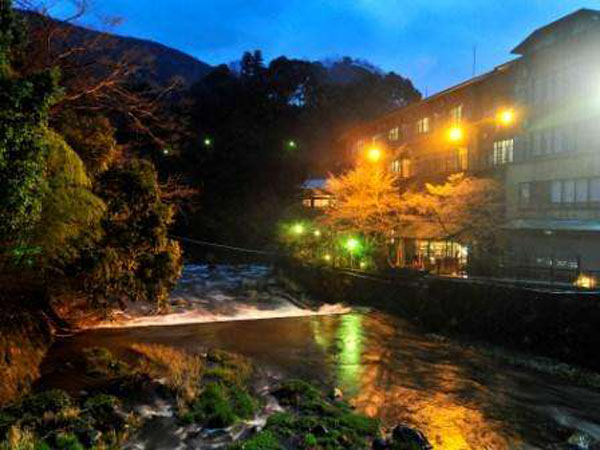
<box><xmin>401</xmin><ymin>158</ymin><xmax>412</xmax><ymax>178</ymax></box>
<box><xmin>313</xmin><ymin>198</ymin><xmax>331</xmax><ymax>208</ymax></box>
<box><xmin>449</xmin><ymin>105</ymin><xmax>463</xmax><ymax>124</ymax></box>
<box><xmin>492</xmin><ymin>139</ymin><xmax>514</xmax><ymax>165</ymax></box>
<box><xmin>416</xmin><ymin>117</ymin><xmax>430</xmax><ymax>134</ymax></box>
<box><xmin>389</xmin><ymin>127</ymin><xmax>400</xmax><ymax>141</ymax></box>
<box><xmin>391</xmin><ymin>159</ymin><xmax>401</xmax><ymax>173</ymax></box>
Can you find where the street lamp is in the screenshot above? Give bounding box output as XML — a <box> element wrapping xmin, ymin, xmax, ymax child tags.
<box><xmin>498</xmin><ymin>109</ymin><xmax>515</xmax><ymax>126</ymax></box>
<box><xmin>204</xmin><ymin>137</ymin><xmax>213</xmax><ymax>147</ymax></box>
<box><xmin>292</xmin><ymin>223</ymin><xmax>304</xmax><ymax>235</ymax></box>
<box><xmin>448</xmin><ymin>126</ymin><xmax>464</xmax><ymax>142</ymax></box>
<box><xmin>366</xmin><ymin>147</ymin><xmax>382</xmax><ymax>163</ymax></box>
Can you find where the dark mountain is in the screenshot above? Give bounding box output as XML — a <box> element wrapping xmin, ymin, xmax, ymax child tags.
<box><xmin>21</xmin><ymin>11</ymin><xmax>213</xmax><ymax>87</ymax></box>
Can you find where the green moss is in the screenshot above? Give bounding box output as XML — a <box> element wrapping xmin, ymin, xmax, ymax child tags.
<box><xmin>55</xmin><ymin>433</ymin><xmax>84</xmax><ymax>450</ymax></box>
<box><xmin>230</xmin><ymin>430</ymin><xmax>281</xmax><ymax>450</ymax></box>
<box><xmin>303</xmin><ymin>432</ymin><xmax>317</xmax><ymax>447</ymax></box>
<box><xmin>185</xmin><ymin>382</ymin><xmax>236</xmax><ymax>428</ymax></box>
<box><xmin>20</xmin><ymin>390</ymin><xmax>72</xmax><ymax>417</ymax></box>
<box><xmin>83</xmin><ymin>347</ymin><xmax>130</xmax><ymax>379</ymax></box>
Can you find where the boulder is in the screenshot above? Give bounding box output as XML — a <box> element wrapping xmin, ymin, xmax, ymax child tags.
<box><xmin>391</xmin><ymin>425</ymin><xmax>432</xmax><ymax>450</ymax></box>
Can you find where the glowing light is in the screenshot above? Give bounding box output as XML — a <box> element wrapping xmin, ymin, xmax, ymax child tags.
<box><xmin>204</xmin><ymin>137</ymin><xmax>213</xmax><ymax>147</ymax></box>
<box><xmin>359</xmin><ymin>261</ymin><xmax>367</xmax><ymax>269</ymax></box>
<box><xmin>288</xmin><ymin>140</ymin><xmax>297</xmax><ymax>149</ymax></box>
<box><xmin>574</xmin><ymin>274</ymin><xmax>597</xmax><ymax>290</ymax></box>
<box><xmin>292</xmin><ymin>223</ymin><xmax>305</xmax><ymax>235</ymax></box>
<box><xmin>498</xmin><ymin>109</ymin><xmax>515</xmax><ymax>126</ymax></box>
<box><xmin>162</xmin><ymin>148</ymin><xmax>170</xmax><ymax>155</ymax></box>
<box><xmin>314</xmin><ymin>230</ymin><xmax>321</xmax><ymax>237</ymax></box>
<box><xmin>448</xmin><ymin>127</ymin><xmax>463</xmax><ymax>142</ymax></box>
<box><xmin>345</xmin><ymin>238</ymin><xmax>360</xmax><ymax>253</ymax></box>
<box><xmin>324</xmin><ymin>254</ymin><xmax>332</xmax><ymax>262</ymax></box>
<box><xmin>366</xmin><ymin>147</ymin><xmax>382</xmax><ymax>163</ymax></box>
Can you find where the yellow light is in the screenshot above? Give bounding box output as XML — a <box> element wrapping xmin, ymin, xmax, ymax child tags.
<box><xmin>314</xmin><ymin>230</ymin><xmax>321</xmax><ymax>237</ymax></box>
<box><xmin>498</xmin><ymin>109</ymin><xmax>515</xmax><ymax>126</ymax></box>
<box><xmin>324</xmin><ymin>254</ymin><xmax>332</xmax><ymax>262</ymax></box>
<box><xmin>366</xmin><ymin>147</ymin><xmax>382</xmax><ymax>163</ymax></box>
<box><xmin>448</xmin><ymin>127</ymin><xmax>463</xmax><ymax>142</ymax></box>
<box><xmin>574</xmin><ymin>274</ymin><xmax>597</xmax><ymax>290</ymax></box>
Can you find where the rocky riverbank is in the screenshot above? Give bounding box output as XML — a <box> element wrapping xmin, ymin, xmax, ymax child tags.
<box><xmin>0</xmin><ymin>345</ymin><xmax>433</xmax><ymax>449</ymax></box>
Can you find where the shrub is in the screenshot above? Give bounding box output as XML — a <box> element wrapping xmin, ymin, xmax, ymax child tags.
<box><xmin>132</xmin><ymin>344</ymin><xmax>203</xmax><ymax>404</ymax></box>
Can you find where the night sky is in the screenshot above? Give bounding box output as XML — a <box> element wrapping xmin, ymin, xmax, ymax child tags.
<box><xmin>52</xmin><ymin>0</ymin><xmax>600</xmax><ymax>95</ymax></box>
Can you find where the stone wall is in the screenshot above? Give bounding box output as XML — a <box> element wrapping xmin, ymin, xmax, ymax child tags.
<box><xmin>285</xmin><ymin>264</ymin><xmax>600</xmax><ymax>371</ymax></box>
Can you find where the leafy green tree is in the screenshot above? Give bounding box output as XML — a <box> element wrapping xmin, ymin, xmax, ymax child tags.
<box><xmin>0</xmin><ymin>0</ymin><xmax>60</xmax><ymax>261</ymax></box>
<box><xmin>32</xmin><ymin>129</ymin><xmax>106</xmax><ymax>269</ymax></box>
<box><xmin>82</xmin><ymin>160</ymin><xmax>182</xmax><ymax>309</ymax></box>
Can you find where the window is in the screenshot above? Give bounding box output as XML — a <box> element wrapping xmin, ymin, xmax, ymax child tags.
<box><xmin>576</xmin><ymin>179</ymin><xmax>589</xmax><ymax>203</ymax></box>
<box><xmin>591</xmin><ymin>178</ymin><xmax>600</xmax><ymax>202</ymax></box>
<box><xmin>492</xmin><ymin>139</ymin><xmax>514</xmax><ymax>165</ymax></box>
<box><xmin>389</xmin><ymin>127</ymin><xmax>400</xmax><ymax>141</ymax></box>
<box><xmin>551</xmin><ymin>181</ymin><xmax>562</xmax><ymax>203</ymax></box>
<box><xmin>416</xmin><ymin>117</ymin><xmax>430</xmax><ymax>134</ymax></box>
<box><xmin>392</xmin><ymin>158</ymin><xmax>411</xmax><ymax>178</ymax></box>
<box><xmin>563</xmin><ymin>180</ymin><xmax>575</xmax><ymax>203</ymax></box>
<box><xmin>519</xmin><ymin>183</ymin><xmax>531</xmax><ymax>206</ymax></box>
<box><xmin>449</xmin><ymin>105</ymin><xmax>463</xmax><ymax>124</ymax></box>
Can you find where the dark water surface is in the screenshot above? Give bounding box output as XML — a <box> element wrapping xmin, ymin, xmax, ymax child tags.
<box><xmin>38</xmin><ymin>266</ymin><xmax>600</xmax><ymax>449</ymax></box>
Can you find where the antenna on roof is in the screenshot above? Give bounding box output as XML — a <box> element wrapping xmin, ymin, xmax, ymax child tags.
<box><xmin>472</xmin><ymin>45</ymin><xmax>477</xmax><ymax>77</ymax></box>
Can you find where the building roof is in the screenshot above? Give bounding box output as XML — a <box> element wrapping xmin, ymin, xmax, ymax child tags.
<box><xmin>504</xmin><ymin>218</ymin><xmax>600</xmax><ymax>232</ymax></box>
<box><xmin>512</xmin><ymin>8</ymin><xmax>600</xmax><ymax>55</ymax></box>
<box><xmin>301</xmin><ymin>178</ymin><xmax>328</xmax><ymax>190</ymax></box>
<box><xmin>343</xmin><ymin>59</ymin><xmax>517</xmax><ymax>139</ymax></box>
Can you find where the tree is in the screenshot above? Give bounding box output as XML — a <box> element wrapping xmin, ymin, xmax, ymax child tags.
<box><xmin>32</xmin><ymin>128</ymin><xmax>105</xmax><ymax>269</ymax></box>
<box><xmin>81</xmin><ymin>160</ymin><xmax>182</xmax><ymax>309</ymax></box>
<box><xmin>403</xmin><ymin>173</ymin><xmax>504</xmax><ymax>273</ymax></box>
<box><xmin>0</xmin><ymin>0</ymin><xmax>60</xmax><ymax>261</ymax></box>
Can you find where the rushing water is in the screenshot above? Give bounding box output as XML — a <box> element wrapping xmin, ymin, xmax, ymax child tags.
<box><xmin>38</xmin><ymin>265</ymin><xmax>600</xmax><ymax>449</ymax></box>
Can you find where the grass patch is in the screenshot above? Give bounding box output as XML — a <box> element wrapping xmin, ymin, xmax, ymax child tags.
<box><xmin>131</xmin><ymin>343</ymin><xmax>204</xmax><ymax>405</ymax></box>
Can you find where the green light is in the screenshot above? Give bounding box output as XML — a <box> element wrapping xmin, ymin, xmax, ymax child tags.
<box><xmin>345</xmin><ymin>238</ymin><xmax>360</xmax><ymax>253</ymax></box>
<box><xmin>292</xmin><ymin>223</ymin><xmax>305</xmax><ymax>235</ymax></box>
<box><xmin>204</xmin><ymin>137</ymin><xmax>212</xmax><ymax>147</ymax></box>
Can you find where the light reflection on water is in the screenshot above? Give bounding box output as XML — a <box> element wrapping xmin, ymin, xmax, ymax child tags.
<box><xmin>39</xmin><ymin>312</ymin><xmax>600</xmax><ymax>449</ymax></box>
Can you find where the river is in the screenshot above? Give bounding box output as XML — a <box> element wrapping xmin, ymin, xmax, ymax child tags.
<box><xmin>37</xmin><ymin>265</ymin><xmax>600</xmax><ymax>449</ymax></box>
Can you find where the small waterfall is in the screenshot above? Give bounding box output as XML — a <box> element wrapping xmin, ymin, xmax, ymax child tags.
<box><xmin>92</xmin><ymin>264</ymin><xmax>350</xmax><ymax>329</ymax></box>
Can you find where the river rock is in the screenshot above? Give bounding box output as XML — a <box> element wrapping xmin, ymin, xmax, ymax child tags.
<box><xmin>567</xmin><ymin>431</ymin><xmax>596</xmax><ymax>449</ymax></box>
<box><xmin>391</xmin><ymin>425</ymin><xmax>432</xmax><ymax>449</ymax></box>
<box><xmin>372</xmin><ymin>437</ymin><xmax>389</xmax><ymax>449</ymax></box>
<box><xmin>331</xmin><ymin>387</ymin><xmax>344</xmax><ymax>400</ymax></box>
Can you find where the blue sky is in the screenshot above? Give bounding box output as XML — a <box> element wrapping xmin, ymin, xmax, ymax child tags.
<box><xmin>51</xmin><ymin>0</ymin><xmax>600</xmax><ymax>95</ymax></box>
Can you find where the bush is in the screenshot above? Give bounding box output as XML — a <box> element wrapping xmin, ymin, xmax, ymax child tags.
<box><xmin>231</xmin><ymin>430</ymin><xmax>281</xmax><ymax>450</ymax></box>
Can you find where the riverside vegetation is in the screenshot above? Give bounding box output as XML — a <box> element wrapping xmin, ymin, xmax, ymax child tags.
<box><xmin>0</xmin><ymin>345</ymin><xmax>431</xmax><ymax>449</ymax></box>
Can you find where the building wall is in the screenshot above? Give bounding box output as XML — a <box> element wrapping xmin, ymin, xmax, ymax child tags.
<box><xmin>506</xmin><ymin>152</ymin><xmax>600</xmax><ymax>220</ymax></box>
